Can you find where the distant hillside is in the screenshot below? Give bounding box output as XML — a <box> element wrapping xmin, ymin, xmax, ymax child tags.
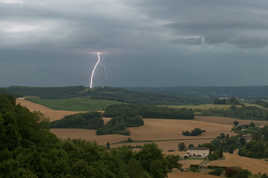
<box><xmin>1</xmin><ymin>86</ymin><xmax>87</xmax><ymax>99</ymax></box>
<box><xmin>0</xmin><ymin>86</ymin><xmax>211</xmax><ymax>105</ymax></box>
<box><xmin>128</xmin><ymin>86</ymin><xmax>268</xmax><ymax>98</ymax></box>
<box><xmin>88</xmin><ymin>87</ymin><xmax>210</xmax><ymax>105</ymax></box>
<box><xmin>3</xmin><ymin>86</ymin><xmax>268</xmax><ymax>106</ymax></box>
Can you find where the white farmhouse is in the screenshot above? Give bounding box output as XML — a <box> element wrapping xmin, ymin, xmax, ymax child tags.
<box><xmin>184</xmin><ymin>147</ymin><xmax>209</xmax><ymax>159</ymax></box>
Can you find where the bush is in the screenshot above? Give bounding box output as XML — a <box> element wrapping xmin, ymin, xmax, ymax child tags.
<box><xmin>188</xmin><ymin>144</ymin><xmax>194</xmax><ymax>149</ymax></box>
<box><xmin>182</xmin><ymin>128</ymin><xmax>206</xmax><ymax>136</ymax></box>
<box><xmin>128</xmin><ymin>138</ymin><xmax>134</xmax><ymax>142</ymax></box>
<box><xmin>209</xmin><ymin>168</ymin><xmax>224</xmax><ymax>176</ymax></box>
<box><xmin>166</xmin><ymin>155</ymin><xmax>181</xmax><ymax>171</ymax></box>
<box><xmin>225</xmin><ymin>167</ymin><xmax>251</xmax><ymax>178</ymax></box>
<box><xmin>189</xmin><ymin>165</ymin><xmax>200</xmax><ymax>172</ymax></box>
<box><xmin>208</xmin><ymin>150</ymin><xmax>223</xmax><ymax>161</ymax></box>
<box><xmin>178</xmin><ymin>143</ymin><xmax>186</xmax><ymax>151</ymax></box>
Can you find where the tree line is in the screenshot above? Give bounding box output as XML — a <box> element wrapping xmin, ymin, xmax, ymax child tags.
<box><xmin>104</xmin><ymin>104</ymin><xmax>194</xmax><ymax>120</ymax></box>
<box><xmin>50</xmin><ymin>108</ymin><xmax>144</xmax><ymax>136</ymax></box>
<box><xmin>201</xmin><ymin>105</ymin><xmax>268</xmax><ymax>120</ymax></box>
<box><xmin>50</xmin><ymin>112</ymin><xmax>104</xmax><ymax>129</ymax></box>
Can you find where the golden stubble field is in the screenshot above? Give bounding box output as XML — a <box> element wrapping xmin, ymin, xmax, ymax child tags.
<box><xmin>208</xmin><ymin>152</ymin><xmax>268</xmax><ymax>175</ymax></box>
<box><xmin>51</xmin><ymin>118</ymin><xmax>234</xmax><ymax>151</ymax></box>
<box><xmin>196</xmin><ymin>116</ymin><xmax>268</xmax><ymax>126</ymax></box>
<box><xmin>16</xmin><ymin>98</ymin><xmax>82</xmax><ymax>121</ymax></box>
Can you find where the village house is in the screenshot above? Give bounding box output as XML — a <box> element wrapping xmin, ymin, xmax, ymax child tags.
<box><xmin>184</xmin><ymin>147</ymin><xmax>209</xmax><ymax>159</ymax></box>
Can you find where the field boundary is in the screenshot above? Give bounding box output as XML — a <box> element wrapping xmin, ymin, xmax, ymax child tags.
<box><xmin>111</xmin><ymin>137</ymin><xmax>214</xmax><ymax>145</ymax></box>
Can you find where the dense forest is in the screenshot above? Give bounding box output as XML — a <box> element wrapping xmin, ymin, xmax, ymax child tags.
<box><xmin>49</xmin><ymin>108</ymin><xmax>144</xmax><ymax>135</ymax></box>
<box><xmin>104</xmin><ymin>104</ymin><xmax>194</xmax><ymax>120</ymax></box>
<box><xmin>0</xmin><ymin>86</ymin><xmax>86</xmax><ymax>99</ymax></box>
<box><xmin>200</xmin><ymin>105</ymin><xmax>268</xmax><ymax>120</ymax></box>
<box><xmin>0</xmin><ymin>94</ymin><xmax>181</xmax><ymax>178</ymax></box>
<box><xmin>50</xmin><ymin>112</ymin><xmax>104</xmax><ymax>129</ymax></box>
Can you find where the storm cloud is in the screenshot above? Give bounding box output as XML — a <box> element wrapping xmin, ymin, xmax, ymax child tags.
<box><xmin>1</xmin><ymin>0</ymin><xmax>268</xmax><ymax>87</ymax></box>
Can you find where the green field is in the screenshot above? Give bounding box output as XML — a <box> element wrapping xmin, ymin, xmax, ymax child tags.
<box><xmin>161</xmin><ymin>103</ymin><xmax>266</xmax><ymax>111</ymax></box>
<box><xmin>27</xmin><ymin>97</ymin><xmax>122</xmax><ymax>111</ymax></box>
<box><xmin>160</xmin><ymin>104</ymin><xmax>233</xmax><ymax>110</ymax></box>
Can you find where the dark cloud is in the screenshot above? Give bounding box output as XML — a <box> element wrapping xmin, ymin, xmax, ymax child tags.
<box><xmin>1</xmin><ymin>0</ymin><xmax>268</xmax><ymax>87</ymax></box>
<box><xmin>129</xmin><ymin>0</ymin><xmax>268</xmax><ymax>48</ymax></box>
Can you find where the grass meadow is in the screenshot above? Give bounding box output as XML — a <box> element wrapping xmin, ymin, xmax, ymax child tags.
<box><xmin>27</xmin><ymin>97</ymin><xmax>122</xmax><ymax>111</ymax></box>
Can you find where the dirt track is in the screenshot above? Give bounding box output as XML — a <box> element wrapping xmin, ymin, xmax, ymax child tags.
<box><xmin>168</xmin><ymin>171</ymin><xmax>218</xmax><ymax>178</ymax></box>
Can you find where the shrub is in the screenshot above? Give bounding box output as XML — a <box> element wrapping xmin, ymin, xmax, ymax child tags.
<box><xmin>209</xmin><ymin>168</ymin><xmax>224</xmax><ymax>176</ymax></box>
<box><xmin>182</xmin><ymin>128</ymin><xmax>206</xmax><ymax>136</ymax></box>
<box><xmin>225</xmin><ymin>167</ymin><xmax>251</xmax><ymax>178</ymax></box>
<box><xmin>166</xmin><ymin>155</ymin><xmax>181</xmax><ymax>171</ymax></box>
<box><xmin>189</xmin><ymin>165</ymin><xmax>200</xmax><ymax>172</ymax></box>
<box><xmin>178</xmin><ymin>143</ymin><xmax>186</xmax><ymax>151</ymax></box>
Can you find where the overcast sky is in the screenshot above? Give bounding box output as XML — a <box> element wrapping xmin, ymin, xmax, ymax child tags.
<box><xmin>1</xmin><ymin>0</ymin><xmax>268</xmax><ymax>87</ymax></box>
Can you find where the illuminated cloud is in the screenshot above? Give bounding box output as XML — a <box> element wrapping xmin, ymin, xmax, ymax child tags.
<box><xmin>0</xmin><ymin>0</ymin><xmax>23</xmax><ymax>4</ymax></box>
<box><xmin>1</xmin><ymin>23</ymin><xmax>39</xmax><ymax>33</ymax></box>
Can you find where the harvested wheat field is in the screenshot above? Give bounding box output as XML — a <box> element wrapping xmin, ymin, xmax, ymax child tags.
<box><xmin>196</xmin><ymin>116</ymin><xmax>268</xmax><ymax>126</ymax></box>
<box><xmin>52</xmin><ymin>119</ymin><xmax>233</xmax><ymax>151</ymax></box>
<box><xmin>50</xmin><ymin>128</ymin><xmax>127</xmax><ymax>145</ymax></box>
<box><xmin>208</xmin><ymin>152</ymin><xmax>268</xmax><ymax>174</ymax></box>
<box><xmin>16</xmin><ymin>98</ymin><xmax>82</xmax><ymax>121</ymax></box>
<box><xmin>103</xmin><ymin>117</ymin><xmax>112</xmax><ymax>125</ymax></box>
<box><xmin>128</xmin><ymin>119</ymin><xmax>233</xmax><ymax>140</ymax></box>
<box><xmin>168</xmin><ymin>171</ymin><xmax>218</xmax><ymax>178</ymax></box>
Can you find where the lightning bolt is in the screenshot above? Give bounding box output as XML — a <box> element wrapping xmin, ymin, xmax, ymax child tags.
<box><xmin>89</xmin><ymin>52</ymin><xmax>102</xmax><ymax>88</ymax></box>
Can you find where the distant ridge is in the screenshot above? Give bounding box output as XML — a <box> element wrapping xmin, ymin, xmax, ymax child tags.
<box><xmin>2</xmin><ymin>86</ymin><xmax>268</xmax><ymax>106</ymax></box>
<box><xmin>127</xmin><ymin>86</ymin><xmax>268</xmax><ymax>98</ymax></box>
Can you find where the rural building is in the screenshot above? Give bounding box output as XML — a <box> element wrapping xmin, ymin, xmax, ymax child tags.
<box><xmin>184</xmin><ymin>147</ymin><xmax>209</xmax><ymax>159</ymax></box>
